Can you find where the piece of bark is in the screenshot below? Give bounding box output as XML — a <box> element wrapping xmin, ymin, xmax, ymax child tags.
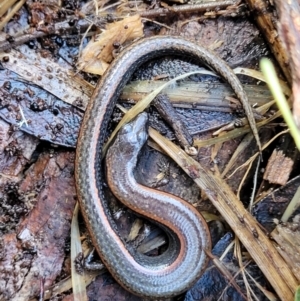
<box><xmin>0</xmin><ymin>47</ymin><xmax>93</xmax><ymax>109</ymax></box>
<box><xmin>0</xmin><ymin>151</ymin><xmax>77</xmax><ymax>301</ymax></box>
<box><xmin>153</xmin><ymin>94</ymin><xmax>194</xmax><ymax>153</ymax></box>
<box><xmin>263</xmin><ymin>149</ymin><xmax>294</xmax><ymax>186</ymax></box>
<box><xmin>0</xmin><ymin>118</ymin><xmax>39</xmax><ymax>251</ymax></box>
<box><xmin>0</xmin><ymin>118</ymin><xmax>38</xmax><ymax>177</ymax></box>
<box><xmin>244</xmin><ymin>0</ymin><xmax>291</xmax><ymax>84</ymax></box>
<box><xmin>0</xmin><ymin>68</ymin><xmax>84</xmax><ymax>147</ymax></box>
<box><xmin>275</xmin><ymin>0</ymin><xmax>300</xmax><ymax>128</ymax></box>
<box><xmin>0</xmin><ymin>234</ymin><xmax>30</xmax><ymax>301</ymax></box>
<box><xmin>260</xmin><ymin>133</ymin><xmax>298</xmax><ymax>189</ymax></box>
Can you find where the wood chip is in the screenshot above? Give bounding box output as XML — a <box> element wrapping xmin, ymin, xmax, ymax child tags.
<box><xmin>263</xmin><ymin>149</ymin><xmax>294</xmax><ymax>185</ymax></box>
<box><xmin>127</xmin><ymin>218</ymin><xmax>143</xmax><ymax>242</ymax></box>
<box><xmin>271</xmin><ymin>221</ymin><xmax>300</xmax><ymax>282</ymax></box>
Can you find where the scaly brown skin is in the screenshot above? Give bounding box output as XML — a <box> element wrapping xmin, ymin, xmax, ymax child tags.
<box><xmin>75</xmin><ymin>36</ymin><xmax>259</xmax><ymax>298</ymax></box>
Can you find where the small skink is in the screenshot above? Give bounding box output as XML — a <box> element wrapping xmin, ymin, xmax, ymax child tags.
<box><xmin>75</xmin><ymin>36</ymin><xmax>257</xmax><ymax>298</ymax></box>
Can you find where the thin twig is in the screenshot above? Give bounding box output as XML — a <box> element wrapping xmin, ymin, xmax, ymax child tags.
<box><xmin>139</xmin><ymin>0</ymin><xmax>237</xmax><ymax>18</ymax></box>
<box><xmin>141</xmin><ymin>18</ymin><xmax>173</xmax><ymax>30</ymax></box>
<box><xmin>248</xmin><ymin>156</ymin><xmax>260</xmax><ymax>213</ymax></box>
<box><xmin>0</xmin><ymin>19</ymin><xmax>92</xmax><ymax>52</ymax></box>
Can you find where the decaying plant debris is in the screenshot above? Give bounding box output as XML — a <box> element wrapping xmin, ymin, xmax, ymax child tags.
<box><xmin>0</xmin><ymin>0</ymin><xmax>300</xmax><ymax>301</ymax></box>
<box><xmin>77</xmin><ymin>15</ymin><xmax>144</xmax><ymax>75</ymax></box>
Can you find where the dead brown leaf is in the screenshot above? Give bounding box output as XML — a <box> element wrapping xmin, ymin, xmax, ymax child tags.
<box><xmin>78</xmin><ymin>15</ymin><xmax>144</xmax><ymax>75</ymax></box>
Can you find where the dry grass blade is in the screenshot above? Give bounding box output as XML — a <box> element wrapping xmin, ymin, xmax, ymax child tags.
<box><xmin>102</xmin><ymin>70</ymin><xmax>216</xmax><ymax>156</ymax></box>
<box><xmin>213</xmin><ymin>100</ymin><xmax>275</xmax><ymax>137</ymax></box>
<box><xmin>244</xmin><ymin>269</ymin><xmax>278</xmax><ymax>301</ymax></box>
<box><xmin>219</xmin><ymin>101</ymin><xmax>275</xmax><ymax>177</ymax></box>
<box><xmin>36</xmin><ymin>271</ymin><xmax>101</xmax><ymax>300</ymax></box>
<box><xmin>234</xmin><ymin>239</ymin><xmax>255</xmax><ymax>301</ymax></box>
<box><xmin>71</xmin><ymin>203</ymin><xmax>88</xmax><ymax>301</ymax></box>
<box><xmin>219</xmin><ymin>240</ymin><xmax>235</xmax><ymax>261</ymax></box>
<box><xmin>78</xmin><ymin>23</ymin><xmax>94</xmax><ymax>59</ymax></box>
<box><xmin>296</xmin><ymin>287</ymin><xmax>300</xmax><ymax>301</ymax></box>
<box><xmin>236</xmin><ymin>156</ymin><xmax>254</xmax><ymax>200</ymax></box>
<box><xmin>218</xmin><ymin>265</ymin><xmax>255</xmax><ymax>301</ymax></box>
<box><xmin>0</xmin><ymin>0</ymin><xmax>26</xmax><ymax>31</ymax></box>
<box><xmin>194</xmin><ymin>127</ymin><xmax>253</xmax><ymax>148</ymax></box>
<box><xmin>121</xmin><ymin>80</ymin><xmax>273</xmax><ymax>109</ymax></box>
<box><xmin>248</xmin><ymin>156</ymin><xmax>261</xmax><ymax>212</ymax></box>
<box><xmin>233</xmin><ymin>129</ymin><xmax>289</xmax><ymax>200</ymax></box>
<box><xmin>260</xmin><ymin>58</ymin><xmax>300</xmax><ymax>150</ymax></box>
<box><xmin>194</xmin><ymin>109</ymin><xmax>281</xmax><ymax>148</ymax></box>
<box><xmin>148</xmin><ymin>127</ymin><xmax>298</xmax><ymax>300</ymax></box>
<box><xmin>229</xmin><ymin>128</ymin><xmax>289</xmax><ymax>181</ymax></box>
<box><xmin>281</xmin><ymin>186</ymin><xmax>300</xmax><ymax>222</ymax></box>
<box><xmin>233</xmin><ymin>67</ymin><xmax>291</xmax><ymax>96</ymax></box>
<box><xmin>200</xmin><ymin>211</ymin><xmax>222</xmax><ymax>222</ymax></box>
<box><xmin>205</xmin><ymin>249</ymin><xmax>247</xmax><ymax>300</ymax></box>
<box><xmin>0</xmin><ymin>0</ymin><xmax>18</xmax><ymax>17</ymax></box>
<box><xmin>221</xmin><ymin>132</ymin><xmax>254</xmax><ymax>178</ymax></box>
